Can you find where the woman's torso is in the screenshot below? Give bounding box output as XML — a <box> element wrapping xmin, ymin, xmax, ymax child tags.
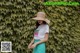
<box><xmin>34</xmin><ymin>24</ymin><xmax>49</xmax><ymax>40</ymax></box>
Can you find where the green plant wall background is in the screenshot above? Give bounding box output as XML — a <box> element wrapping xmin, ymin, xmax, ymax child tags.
<box><xmin>0</xmin><ymin>0</ymin><xmax>80</xmax><ymax>53</ymax></box>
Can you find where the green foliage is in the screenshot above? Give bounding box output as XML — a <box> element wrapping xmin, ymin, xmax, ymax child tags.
<box><xmin>0</xmin><ymin>0</ymin><xmax>80</xmax><ymax>53</ymax></box>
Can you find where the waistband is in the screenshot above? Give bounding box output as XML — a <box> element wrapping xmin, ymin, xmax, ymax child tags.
<box><xmin>34</xmin><ymin>39</ymin><xmax>40</xmax><ymax>41</ymax></box>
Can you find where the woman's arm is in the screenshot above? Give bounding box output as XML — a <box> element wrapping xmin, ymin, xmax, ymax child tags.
<box><xmin>31</xmin><ymin>33</ymin><xmax>49</xmax><ymax>48</ymax></box>
<box><xmin>30</xmin><ymin>38</ymin><xmax>34</xmax><ymax>44</ymax></box>
<box><xmin>35</xmin><ymin>33</ymin><xmax>49</xmax><ymax>45</ymax></box>
<box><xmin>28</xmin><ymin>38</ymin><xmax>34</xmax><ymax>49</ymax></box>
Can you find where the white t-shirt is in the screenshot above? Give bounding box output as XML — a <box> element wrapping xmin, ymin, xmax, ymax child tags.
<box><xmin>34</xmin><ymin>24</ymin><xmax>49</xmax><ymax>39</ymax></box>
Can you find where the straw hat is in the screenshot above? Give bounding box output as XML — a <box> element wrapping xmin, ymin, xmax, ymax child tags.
<box><xmin>32</xmin><ymin>12</ymin><xmax>50</xmax><ymax>24</ymax></box>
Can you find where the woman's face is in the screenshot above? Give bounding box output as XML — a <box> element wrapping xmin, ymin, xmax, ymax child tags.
<box><xmin>38</xmin><ymin>20</ymin><xmax>43</xmax><ymax>24</ymax></box>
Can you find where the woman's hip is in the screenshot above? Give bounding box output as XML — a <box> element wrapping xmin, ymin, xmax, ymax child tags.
<box><xmin>33</xmin><ymin>39</ymin><xmax>46</xmax><ymax>53</ymax></box>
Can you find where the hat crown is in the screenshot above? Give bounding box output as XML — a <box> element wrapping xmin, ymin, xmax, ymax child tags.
<box><xmin>32</xmin><ymin>12</ymin><xmax>50</xmax><ymax>24</ymax></box>
<box><xmin>37</xmin><ymin>12</ymin><xmax>46</xmax><ymax>18</ymax></box>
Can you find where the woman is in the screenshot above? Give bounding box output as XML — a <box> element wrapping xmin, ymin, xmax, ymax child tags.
<box><xmin>28</xmin><ymin>12</ymin><xmax>50</xmax><ymax>53</ymax></box>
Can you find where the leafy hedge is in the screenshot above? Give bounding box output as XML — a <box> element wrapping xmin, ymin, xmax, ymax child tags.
<box><xmin>0</xmin><ymin>0</ymin><xmax>80</xmax><ymax>53</ymax></box>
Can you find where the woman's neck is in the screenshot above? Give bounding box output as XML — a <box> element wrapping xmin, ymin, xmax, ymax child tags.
<box><xmin>41</xmin><ymin>23</ymin><xmax>45</xmax><ymax>25</ymax></box>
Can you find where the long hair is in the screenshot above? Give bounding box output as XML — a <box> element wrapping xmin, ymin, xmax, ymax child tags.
<box><xmin>35</xmin><ymin>21</ymin><xmax>47</xmax><ymax>29</ymax></box>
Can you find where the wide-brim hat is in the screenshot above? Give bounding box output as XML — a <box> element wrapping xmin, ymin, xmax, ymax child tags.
<box><xmin>32</xmin><ymin>12</ymin><xmax>50</xmax><ymax>24</ymax></box>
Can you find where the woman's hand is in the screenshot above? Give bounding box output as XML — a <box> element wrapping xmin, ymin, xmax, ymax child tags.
<box><xmin>28</xmin><ymin>43</ymin><xmax>33</xmax><ymax>49</ymax></box>
<box><xmin>31</xmin><ymin>43</ymin><xmax>37</xmax><ymax>49</ymax></box>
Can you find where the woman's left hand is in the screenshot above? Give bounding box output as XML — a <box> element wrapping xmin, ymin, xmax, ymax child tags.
<box><xmin>31</xmin><ymin>43</ymin><xmax>37</xmax><ymax>49</ymax></box>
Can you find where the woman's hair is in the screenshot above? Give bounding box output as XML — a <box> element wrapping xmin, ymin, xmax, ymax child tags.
<box><xmin>35</xmin><ymin>21</ymin><xmax>47</xmax><ymax>29</ymax></box>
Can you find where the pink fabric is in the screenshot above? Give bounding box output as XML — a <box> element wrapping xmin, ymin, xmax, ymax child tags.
<box><xmin>34</xmin><ymin>30</ymin><xmax>39</xmax><ymax>37</ymax></box>
<box><xmin>34</xmin><ymin>32</ymin><xmax>38</xmax><ymax>36</ymax></box>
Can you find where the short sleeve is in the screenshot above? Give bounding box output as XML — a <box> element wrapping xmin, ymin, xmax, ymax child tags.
<box><xmin>45</xmin><ymin>25</ymin><xmax>49</xmax><ymax>33</ymax></box>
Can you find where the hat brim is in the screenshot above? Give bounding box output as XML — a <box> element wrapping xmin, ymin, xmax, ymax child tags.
<box><xmin>32</xmin><ymin>17</ymin><xmax>44</xmax><ymax>20</ymax></box>
<box><xmin>32</xmin><ymin>17</ymin><xmax>50</xmax><ymax>24</ymax></box>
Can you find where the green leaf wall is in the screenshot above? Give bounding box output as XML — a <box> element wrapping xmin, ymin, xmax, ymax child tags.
<box><xmin>0</xmin><ymin>0</ymin><xmax>80</xmax><ymax>53</ymax></box>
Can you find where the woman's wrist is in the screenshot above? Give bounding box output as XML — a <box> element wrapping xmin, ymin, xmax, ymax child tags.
<box><xmin>30</xmin><ymin>42</ymin><xmax>33</xmax><ymax>44</ymax></box>
<box><xmin>30</xmin><ymin>39</ymin><xmax>34</xmax><ymax>44</ymax></box>
<box><xmin>35</xmin><ymin>42</ymin><xmax>39</xmax><ymax>45</ymax></box>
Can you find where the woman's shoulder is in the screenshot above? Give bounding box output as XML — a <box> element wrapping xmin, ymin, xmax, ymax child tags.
<box><xmin>45</xmin><ymin>24</ymin><xmax>49</xmax><ymax>27</ymax></box>
<box><xmin>43</xmin><ymin>24</ymin><xmax>49</xmax><ymax>28</ymax></box>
